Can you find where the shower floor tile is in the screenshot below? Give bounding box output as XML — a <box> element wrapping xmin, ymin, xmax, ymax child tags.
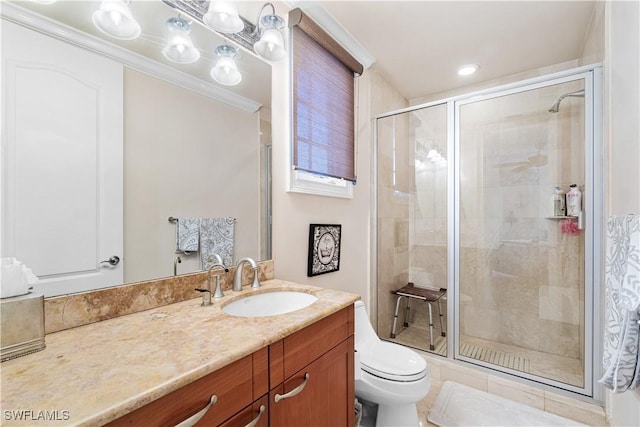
<box><xmin>386</xmin><ymin>327</ymin><xmax>584</xmax><ymax>387</ymax></box>
<box><xmin>461</xmin><ymin>335</ymin><xmax>584</xmax><ymax>388</ymax></box>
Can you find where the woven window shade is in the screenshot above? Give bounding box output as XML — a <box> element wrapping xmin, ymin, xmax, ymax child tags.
<box><xmin>289</xmin><ymin>9</ymin><xmax>361</xmax><ymax>183</ymax></box>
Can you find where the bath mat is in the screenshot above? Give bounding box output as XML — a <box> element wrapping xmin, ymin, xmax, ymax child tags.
<box><xmin>459</xmin><ymin>342</ymin><xmax>531</xmax><ymax>373</ymax></box>
<box><xmin>428</xmin><ymin>381</ymin><xmax>586</xmax><ymax>426</ymax></box>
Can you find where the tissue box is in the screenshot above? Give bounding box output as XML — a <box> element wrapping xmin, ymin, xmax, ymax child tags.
<box><xmin>1</xmin><ymin>293</ymin><xmax>45</xmax><ymax>362</ymax></box>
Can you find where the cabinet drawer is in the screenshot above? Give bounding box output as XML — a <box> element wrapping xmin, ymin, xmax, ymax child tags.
<box><xmin>269</xmin><ymin>305</ymin><xmax>354</xmax><ymax>387</ymax></box>
<box><xmin>107</xmin><ymin>355</ymin><xmax>253</xmax><ymax>427</ymax></box>
<box><xmin>218</xmin><ymin>395</ymin><xmax>268</xmax><ymax>427</ymax></box>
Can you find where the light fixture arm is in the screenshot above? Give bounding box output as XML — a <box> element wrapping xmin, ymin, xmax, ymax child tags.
<box><xmin>252</xmin><ymin>2</ymin><xmax>283</xmax><ymax>36</ymax></box>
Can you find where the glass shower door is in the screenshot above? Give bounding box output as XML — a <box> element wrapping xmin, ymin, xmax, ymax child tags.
<box><xmin>456</xmin><ymin>78</ymin><xmax>589</xmax><ymax>389</ymax></box>
<box><xmin>376</xmin><ymin>103</ymin><xmax>449</xmax><ymax>356</ymax></box>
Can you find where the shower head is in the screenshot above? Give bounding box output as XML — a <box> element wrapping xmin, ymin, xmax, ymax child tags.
<box><xmin>548</xmin><ymin>89</ymin><xmax>585</xmax><ymax>113</ymax></box>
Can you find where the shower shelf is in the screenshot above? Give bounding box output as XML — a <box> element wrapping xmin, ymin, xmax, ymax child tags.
<box><xmin>545</xmin><ymin>216</ymin><xmax>578</xmax><ymax>219</ymax></box>
<box><xmin>546</xmin><ymin>214</ymin><xmax>584</xmax><ymax>231</ymax></box>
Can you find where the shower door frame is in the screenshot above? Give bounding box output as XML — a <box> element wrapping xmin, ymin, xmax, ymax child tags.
<box><xmin>373</xmin><ymin>64</ymin><xmax>604</xmax><ymax>399</ymax></box>
<box><xmin>450</xmin><ymin>68</ymin><xmax>603</xmax><ymax>398</ymax></box>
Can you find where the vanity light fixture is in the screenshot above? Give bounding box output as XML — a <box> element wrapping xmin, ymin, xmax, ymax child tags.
<box><xmin>458</xmin><ymin>64</ymin><xmax>479</xmax><ymax>76</ymax></box>
<box><xmin>210</xmin><ymin>45</ymin><xmax>242</xmax><ymax>86</ymax></box>
<box><xmin>92</xmin><ymin>0</ymin><xmax>141</xmax><ymax>40</ymax></box>
<box><xmin>203</xmin><ymin>1</ymin><xmax>244</xmax><ymax>34</ymax></box>
<box><xmin>162</xmin><ymin>1</ymin><xmax>288</xmax><ymax>63</ymax></box>
<box><xmin>252</xmin><ymin>2</ymin><xmax>286</xmax><ymax>62</ymax></box>
<box><xmin>163</xmin><ymin>16</ymin><xmax>200</xmax><ymax>64</ymax></box>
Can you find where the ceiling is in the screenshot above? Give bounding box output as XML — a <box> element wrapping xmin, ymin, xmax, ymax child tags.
<box><xmin>7</xmin><ymin>1</ymin><xmax>597</xmax><ymax>106</ymax></box>
<box><xmin>304</xmin><ymin>0</ymin><xmax>597</xmax><ymax>100</ymax></box>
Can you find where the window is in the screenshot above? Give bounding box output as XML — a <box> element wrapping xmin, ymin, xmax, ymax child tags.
<box><xmin>288</xmin><ymin>9</ymin><xmax>363</xmax><ymax>198</ymax></box>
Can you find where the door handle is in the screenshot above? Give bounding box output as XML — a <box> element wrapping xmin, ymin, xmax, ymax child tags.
<box><xmin>100</xmin><ymin>256</ymin><xmax>120</xmax><ymax>266</ymax></box>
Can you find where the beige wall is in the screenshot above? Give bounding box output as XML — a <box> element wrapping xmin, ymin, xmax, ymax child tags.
<box><xmin>604</xmin><ymin>0</ymin><xmax>640</xmax><ymax>425</ymax></box>
<box><xmin>271</xmin><ymin>62</ymin><xmax>371</xmax><ymax>301</ymax></box>
<box><xmin>124</xmin><ymin>69</ymin><xmax>261</xmax><ymax>283</ymax></box>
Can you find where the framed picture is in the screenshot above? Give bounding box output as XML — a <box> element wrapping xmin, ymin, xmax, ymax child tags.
<box><xmin>307</xmin><ymin>224</ymin><xmax>342</xmax><ymax>277</ymax></box>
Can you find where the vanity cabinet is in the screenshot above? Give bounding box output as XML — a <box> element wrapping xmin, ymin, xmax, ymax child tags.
<box><xmin>106</xmin><ymin>306</ymin><xmax>354</xmax><ymax>427</ymax></box>
<box><xmin>269</xmin><ymin>305</ymin><xmax>355</xmax><ymax>427</ymax></box>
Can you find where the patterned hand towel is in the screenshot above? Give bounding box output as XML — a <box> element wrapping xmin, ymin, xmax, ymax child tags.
<box><xmin>176</xmin><ymin>217</ymin><xmax>200</xmax><ymax>254</ymax></box>
<box><xmin>599</xmin><ymin>214</ymin><xmax>640</xmax><ymax>392</ymax></box>
<box><xmin>200</xmin><ymin>217</ymin><xmax>235</xmax><ymax>270</ymax></box>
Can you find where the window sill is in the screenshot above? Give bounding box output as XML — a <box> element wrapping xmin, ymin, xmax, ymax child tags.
<box><xmin>287</xmin><ymin>170</ymin><xmax>354</xmax><ymax>199</ymax></box>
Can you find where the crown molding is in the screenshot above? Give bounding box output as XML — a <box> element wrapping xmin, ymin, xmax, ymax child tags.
<box><xmin>1</xmin><ymin>3</ymin><xmax>262</xmax><ymax>113</ymax></box>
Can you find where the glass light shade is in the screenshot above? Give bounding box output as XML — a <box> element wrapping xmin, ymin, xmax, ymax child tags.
<box><xmin>163</xmin><ymin>18</ymin><xmax>200</xmax><ymax>64</ymax></box>
<box><xmin>211</xmin><ymin>56</ymin><xmax>242</xmax><ymax>86</ymax></box>
<box><xmin>92</xmin><ymin>0</ymin><xmax>141</xmax><ymax>40</ymax></box>
<box><xmin>203</xmin><ymin>1</ymin><xmax>244</xmax><ymax>34</ymax></box>
<box><xmin>254</xmin><ymin>27</ymin><xmax>285</xmax><ymax>62</ymax></box>
<box><xmin>163</xmin><ymin>33</ymin><xmax>200</xmax><ymax>64</ymax></box>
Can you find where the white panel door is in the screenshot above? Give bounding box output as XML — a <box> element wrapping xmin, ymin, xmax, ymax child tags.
<box><xmin>1</xmin><ymin>20</ymin><xmax>123</xmax><ymax>296</ymax></box>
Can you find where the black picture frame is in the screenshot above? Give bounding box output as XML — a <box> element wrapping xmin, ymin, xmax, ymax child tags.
<box><xmin>307</xmin><ymin>224</ymin><xmax>342</xmax><ymax>277</ymax></box>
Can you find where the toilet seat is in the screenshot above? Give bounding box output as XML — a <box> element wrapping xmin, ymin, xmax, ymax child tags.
<box><xmin>360</xmin><ymin>341</ymin><xmax>427</xmax><ymax>382</ymax></box>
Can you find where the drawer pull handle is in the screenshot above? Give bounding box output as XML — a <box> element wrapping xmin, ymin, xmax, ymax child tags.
<box><xmin>245</xmin><ymin>404</ymin><xmax>266</xmax><ymax>427</ymax></box>
<box><xmin>175</xmin><ymin>394</ymin><xmax>217</xmax><ymax>427</ymax></box>
<box><xmin>274</xmin><ymin>373</ymin><xmax>310</xmax><ymax>403</ymax></box>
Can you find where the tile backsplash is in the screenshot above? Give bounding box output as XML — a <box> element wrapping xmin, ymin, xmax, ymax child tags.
<box><xmin>44</xmin><ymin>260</ymin><xmax>274</xmax><ymax>333</ymax></box>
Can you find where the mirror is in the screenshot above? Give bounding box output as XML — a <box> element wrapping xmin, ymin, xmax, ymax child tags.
<box><xmin>1</xmin><ymin>1</ymin><xmax>272</xmax><ymax>296</ymax></box>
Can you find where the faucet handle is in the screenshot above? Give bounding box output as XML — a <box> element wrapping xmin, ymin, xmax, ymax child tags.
<box><xmin>194</xmin><ymin>287</ymin><xmax>213</xmax><ymax>307</ymax></box>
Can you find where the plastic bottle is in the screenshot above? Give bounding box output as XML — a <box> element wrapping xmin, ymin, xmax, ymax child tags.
<box><xmin>566</xmin><ymin>184</ymin><xmax>582</xmax><ymax>216</ymax></box>
<box><xmin>553</xmin><ymin>186</ymin><xmax>566</xmax><ymax>216</ymax></box>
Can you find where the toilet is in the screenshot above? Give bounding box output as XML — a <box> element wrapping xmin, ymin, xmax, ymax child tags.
<box><xmin>354</xmin><ymin>300</ymin><xmax>430</xmax><ymax>427</ymax></box>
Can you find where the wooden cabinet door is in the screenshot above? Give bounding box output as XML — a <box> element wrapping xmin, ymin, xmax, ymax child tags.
<box><xmin>269</xmin><ymin>337</ymin><xmax>354</xmax><ymax>427</ymax></box>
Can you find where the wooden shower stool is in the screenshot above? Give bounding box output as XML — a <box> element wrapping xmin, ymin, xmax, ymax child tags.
<box><xmin>390</xmin><ymin>283</ymin><xmax>447</xmax><ymax>350</ymax></box>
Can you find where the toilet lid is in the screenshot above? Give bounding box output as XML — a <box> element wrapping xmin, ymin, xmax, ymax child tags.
<box><xmin>360</xmin><ymin>341</ymin><xmax>428</xmax><ymax>382</ymax></box>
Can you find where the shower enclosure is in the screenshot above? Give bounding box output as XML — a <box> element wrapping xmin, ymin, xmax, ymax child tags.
<box><xmin>375</xmin><ymin>66</ymin><xmax>602</xmax><ymax>396</ymax></box>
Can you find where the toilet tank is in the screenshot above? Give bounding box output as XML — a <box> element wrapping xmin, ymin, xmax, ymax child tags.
<box><xmin>354</xmin><ymin>300</ymin><xmax>380</xmax><ymax>351</ymax></box>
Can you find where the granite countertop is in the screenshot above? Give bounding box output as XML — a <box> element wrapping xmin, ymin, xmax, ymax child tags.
<box><xmin>0</xmin><ymin>280</ymin><xmax>360</xmax><ymax>426</ymax></box>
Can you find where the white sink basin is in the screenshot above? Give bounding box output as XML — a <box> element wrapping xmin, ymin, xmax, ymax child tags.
<box><xmin>222</xmin><ymin>291</ymin><xmax>318</xmax><ymax>317</ymax></box>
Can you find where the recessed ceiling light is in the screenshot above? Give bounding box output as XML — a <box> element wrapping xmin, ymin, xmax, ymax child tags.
<box><xmin>458</xmin><ymin>64</ymin><xmax>479</xmax><ymax>76</ymax></box>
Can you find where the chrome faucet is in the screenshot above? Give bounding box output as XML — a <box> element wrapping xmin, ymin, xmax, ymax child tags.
<box><xmin>173</xmin><ymin>256</ymin><xmax>181</xmax><ymax>276</ymax></box>
<box><xmin>233</xmin><ymin>257</ymin><xmax>260</xmax><ymax>291</ymax></box>
<box><xmin>208</xmin><ymin>253</ymin><xmax>224</xmax><ymax>266</ymax></box>
<box><xmin>195</xmin><ymin>261</ymin><xmax>229</xmax><ymax>306</ymax></box>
